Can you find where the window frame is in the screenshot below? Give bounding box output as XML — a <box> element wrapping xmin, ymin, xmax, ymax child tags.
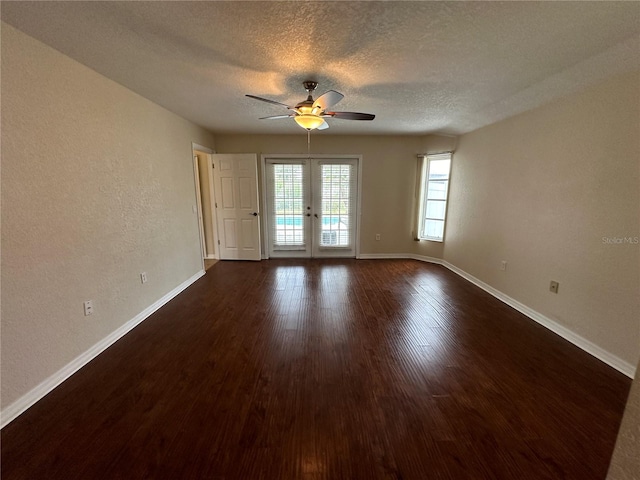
<box><xmin>417</xmin><ymin>153</ymin><xmax>452</xmax><ymax>242</ymax></box>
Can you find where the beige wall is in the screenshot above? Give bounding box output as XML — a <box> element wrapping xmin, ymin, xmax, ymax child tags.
<box><xmin>214</xmin><ymin>134</ymin><xmax>444</xmax><ymax>258</ymax></box>
<box><xmin>421</xmin><ymin>134</ymin><xmax>458</xmax><ymax>156</ymax></box>
<box><xmin>1</xmin><ymin>24</ymin><xmax>215</xmax><ymax>409</ymax></box>
<box><xmin>444</xmin><ymin>70</ymin><xmax>640</xmax><ymax>368</ymax></box>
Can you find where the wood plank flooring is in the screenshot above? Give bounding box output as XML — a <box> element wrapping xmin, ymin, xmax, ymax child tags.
<box><xmin>1</xmin><ymin>259</ymin><xmax>631</xmax><ymax>479</ymax></box>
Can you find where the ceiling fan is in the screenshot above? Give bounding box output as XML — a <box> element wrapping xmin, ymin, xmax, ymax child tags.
<box><xmin>246</xmin><ymin>81</ymin><xmax>375</xmax><ymax>131</ymax></box>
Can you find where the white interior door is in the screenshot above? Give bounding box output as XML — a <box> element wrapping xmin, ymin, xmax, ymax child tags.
<box><xmin>265</xmin><ymin>157</ymin><xmax>359</xmax><ymax>258</ymax></box>
<box><xmin>212</xmin><ymin>154</ymin><xmax>261</xmax><ymax>261</ymax></box>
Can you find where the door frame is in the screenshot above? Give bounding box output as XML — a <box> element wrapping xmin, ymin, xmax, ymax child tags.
<box><xmin>191</xmin><ymin>143</ymin><xmax>219</xmax><ymax>264</ymax></box>
<box><xmin>261</xmin><ymin>154</ymin><xmax>363</xmax><ymax>259</ymax></box>
<box><xmin>193</xmin><ymin>154</ymin><xmax>207</xmax><ymax>260</ymax></box>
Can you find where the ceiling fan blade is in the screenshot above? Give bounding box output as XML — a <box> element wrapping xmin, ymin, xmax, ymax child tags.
<box><xmin>312</xmin><ymin>90</ymin><xmax>344</xmax><ymax>112</ymax></box>
<box><xmin>317</xmin><ymin>120</ymin><xmax>330</xmax><ymax>130</ymax></box>
<box><xmin>327</xmin><ymin>111</ymin><xmax>375</xmax><ymax>121</ymax></box>
<box><xmin>246</xmin><ymin>94</ymin><xmax>292</xmax><ymax>109</ymax></box>
<box><xmin>259</xmin><ymin>114</ymin><xmax>295</xmax><ymax>120</ymax></box>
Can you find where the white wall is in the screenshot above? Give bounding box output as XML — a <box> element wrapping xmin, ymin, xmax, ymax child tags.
<box><xmin>1</xmin><ymin>24</ymin><xmax>215</xmax><ymax>413</ymax></box>
<box><xmin>444</xmin><ymin>70</ymin><xmax>640</xmax><ymax>369</ymax></box>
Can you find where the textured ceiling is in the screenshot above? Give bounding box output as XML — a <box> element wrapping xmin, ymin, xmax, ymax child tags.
<box><xmin>2</xmin><ymin>1</ymin><xmax>639</xmax><ymax>135</ymax></box>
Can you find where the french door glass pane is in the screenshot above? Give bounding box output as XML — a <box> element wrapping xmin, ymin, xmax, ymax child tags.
<box><xmin>273</xmin><ymin>164</ymin><xmax>304</xmax><ymax>246</ymax></box>
<box><xmin>320</xmin><ymin>164</ymin><xmax>351</xmax><ymax>247</ymax></box>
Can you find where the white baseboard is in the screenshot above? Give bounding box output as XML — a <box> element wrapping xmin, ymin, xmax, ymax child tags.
<box><xmin>439</xmin><ymin>260</ymin><xmax>635</xmax><ymax>378</ymax></box>
<box><xmin>357</xmin><ymin>253</ymin><xmax>443</xmax><ymax>264</ymax></box>
<box><xmin>0</xmin><ymin>270</ymin><xmax>206</xmax><ymax>429</ymax></box>
<box><xmin>358</xmin><ymin>254</ymin><xmax>636</xmax><ymax>378</ymax></box>
<box><xmin>205</xmin><ymin>254</ymin><xmax>218</xmax><ymax>260</ymax></box>
<box><xmin>3</xmin><ymin>255</ymin><xmax>634</xmax><ymax>430</ymax></box>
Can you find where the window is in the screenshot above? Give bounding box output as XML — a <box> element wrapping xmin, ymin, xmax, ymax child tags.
<box><xmin>417</xmin><ymin>153</ymin><xmax>452</xmax><ymax>242</ymax></box>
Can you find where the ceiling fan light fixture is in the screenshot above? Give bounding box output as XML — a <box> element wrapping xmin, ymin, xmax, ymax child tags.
<box><xmin>294</xmin><ymin>114</ymin><xmax>325</xmax><ymax>131</ymax></box>
<box><xmin>247</xmin><ymin>81</ymin><xmax>374</xmax><ymax>131</ymax></box>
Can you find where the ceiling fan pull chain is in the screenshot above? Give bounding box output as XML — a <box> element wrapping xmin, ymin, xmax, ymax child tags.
<box><xmin>307</xmin><ymin>129</ymin><xmax>311</xmax><ymax>158</ymax></box>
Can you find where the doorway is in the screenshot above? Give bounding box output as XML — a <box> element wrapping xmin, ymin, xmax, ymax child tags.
<box><xmin>263</xmin><ymin>156</ymin><xmax>361</xmax><ymax>258</ymax></box>
<box><xmin>192</xmin><ymin>145</ymin><xmax>218</xmax><ymax>267</ymax></box>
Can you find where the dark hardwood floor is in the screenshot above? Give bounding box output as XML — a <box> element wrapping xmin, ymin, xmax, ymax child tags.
<box><xmin>1</xmin><ymin>259</ymin><xmax>631</xmax><ymax>479</ymax></box>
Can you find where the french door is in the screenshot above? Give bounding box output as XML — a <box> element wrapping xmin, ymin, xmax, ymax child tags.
<box><xmin>265</xmin><ymin>157</ymin><xmax>359</xmax><ymax>258</ymax></box>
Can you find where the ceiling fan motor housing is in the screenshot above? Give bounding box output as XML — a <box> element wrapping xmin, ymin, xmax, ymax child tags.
<box><xmin>302</xmin><ymin>81</ymin><xmax>318</xmax><ymax>92</ymax></box>
<box><xmin>295</xmin><ymin>99</ymin><xmax>315</xmax><ymax>113</ymax></box>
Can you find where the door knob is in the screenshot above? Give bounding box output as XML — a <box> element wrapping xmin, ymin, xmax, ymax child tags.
<box><xmin>314</xmin><ymin>214</ymin><xmax>318</xmax><ymax>218</ymax></box>
<box><xmin>250</xmin><ymin>212</ymin><xmax>258</xmax><ymax>216</ymax></box>
<box><xmin>305</xmin><ymin>213</ymin><xmax>311</xmax><ymax>217</ymax></box>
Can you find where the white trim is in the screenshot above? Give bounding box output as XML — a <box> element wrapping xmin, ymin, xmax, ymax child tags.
<box><xmin>205</xmin><ymin>254</ymin><xmax>218</xmax><ymax>260</ymax></box>
<box><xmin>193</xmin><ymin>155</ymin><xmax>207</xmax><ymax>261</ymax></box>
<box><xmin>262</xmin><ymin>153</ymin><xmax>361</xmax><ymax>160</ymax></box>
<box><xmin>357</xmin><ymin>254</ymin><xmax>636</xmax><ymax>378</ymax></box>
<box><xmin>355</xmin><ymin>156</ymin><xmax>363</xmax><ymax>259</ymax></box>
<box><xmin>205</xmin><ymin>154</ymin><xmax>220</xmax><ymax>258</ymax></box>
<box><xmin>260</xmin><ymin>154</ymin><xmax>270</xmax><ymax>257</ymax></box>
<box><xmin>0</xmin><ymin>270</ymin><xmax>205</xmax><ymax>429</ymax></box>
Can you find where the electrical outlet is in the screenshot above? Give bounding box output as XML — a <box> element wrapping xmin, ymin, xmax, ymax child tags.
<box><xmin>83</xmin><ymin>300</ymin><xmax>93</xmax><ymax>316</ymax></box>
<box><xmin>375</xmin><ymin>234</ymin><xmax>381</xmax><ymax>241</ymax></box>
<box><xmin>549</xmin><ymin>281</ymin><xmax>559</xmax><ymax>294</ymax></box>
<box><xmin>500</xmin><ymin>260</ymin><xmax>507</xmax><ymax>271</ymax></box>
<box><xmin>140</xmin><ymin>272</ymin><xmax>148</xmax><ymax>284</ymax></box>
